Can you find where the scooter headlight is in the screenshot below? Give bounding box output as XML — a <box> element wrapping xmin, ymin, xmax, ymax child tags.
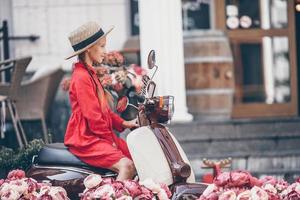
<box><xmin>157</xmin><ymin>96</ymin><xmax>174</xmax><ymax>123</ymax></box>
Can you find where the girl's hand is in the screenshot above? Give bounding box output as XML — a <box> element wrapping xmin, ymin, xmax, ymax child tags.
<box><xmin>122</xmin><ymin>119</ymin><xmax>139</xmax><ymax>129</ymax></box>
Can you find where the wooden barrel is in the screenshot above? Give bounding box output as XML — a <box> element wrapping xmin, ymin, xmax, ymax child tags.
<box><xmin>184</xmin><ymin>30</ymin><xmax>234</xmax><ymax>120</ymax></box>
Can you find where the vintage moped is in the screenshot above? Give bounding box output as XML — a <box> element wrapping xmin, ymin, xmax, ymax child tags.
<box><xmin>26</xmin><ymin>50</ymin><xmax>207</xmax><ymax>199</ymax></box>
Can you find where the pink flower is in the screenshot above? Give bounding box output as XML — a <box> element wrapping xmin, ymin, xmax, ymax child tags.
<box><xmin>123</xmin><ymin>180</ymin><xmax>143</xmax><ymax>197</ymax></box>
<box><xmin>281</xmin><ymin>182</ymin><xmax>300</xmax><ymax>200</ymax></box>
<box><xmin>25</xmin><ymin>178</ymin><xmax>40</xmax><ymax>194</ymax></box>
<box><xmin>101</xmin><ymin>178</ymin><xmax>114</xmax><ymax>185</ymax></box>
<box><xmin>157</xmin><ymin>189</ymin><xmax>169</xmax><ymax>200</ymax></box>
<box><xmin>214</xmin><ymin>172</ymin><xmax>230</xmax><ymax>187</ymax></box>
<box><xmin>249</xmin><ymin>176</ymin><xmax>262</xmax><ymax>187</ymax></box>
<box><xmin>260</xmin><ymin>176</ymin><xmax>278</xmax><ymax>186</ymax></box>
<box><xmin>160</xmin><ymin>183</ymin><xmax>172</xmax><ymax>198</ymax></box>
<box><xmin>219</xmin><ymin>190</ymin><xmax>236</xmax><ymax>200</ymax></box>
<box><xmin>7</xmin><ymin>169</ymin><xmax>26</xmax><ymax>180</ymax></box>
<box><xmin>135</xmin><ymin>186</ymin><xmax>154</xmax><ymax>200</ymax></box>
<box><xmin>0</xmin><ymin>179</ymin><xmax>4</xmax><ymax>187</ymax></box>
<box><xmin>236</xmin><ymin>190</ymin><xmax>251</xmax><ymax>200</ymax></box>
<box><xmin>112</xmin><ymin>181</ymin><xmax>130</xmax><ymax>198</ymax></box>
<box><xmin>199</xmin><ymin>184</ymin><xmax>219</xmax><ymax>200</ymax></box>
<box><xmin>275</xmin><ymin>179</ymin><xmax>289</xmax><ymax>192</ymax></box>
<box><xmin>228</xmin><ymin>171</ymin><xmax>250</xmax><ymax>187</ymax></box>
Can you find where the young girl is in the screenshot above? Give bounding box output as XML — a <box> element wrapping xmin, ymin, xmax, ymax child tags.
<box><xmin>64</xmin><ymin>21</ymin><xmax>137</xmax><ymax>180</ymax></box>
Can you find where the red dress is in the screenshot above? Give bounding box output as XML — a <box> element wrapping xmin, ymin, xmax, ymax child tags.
<box><xmin>64</xmin><ymin>62</ymin><xmax>132</xmax><ymax>168</ymax></box>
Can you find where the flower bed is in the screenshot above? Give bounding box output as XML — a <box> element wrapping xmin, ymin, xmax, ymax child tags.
<box><xmin>80</xmin><ymin>174</ymin><xmax>171</xmax><ymax>200</ymax></box>
<box><xmin>0</xmin><ymin>169</ymin><xmax>69</xmax><ymax>200</ymax></box>
<box><xmin>198</xmin><ymin>170</ymin><xmax>300</xmax><ymax>200</ymax></box>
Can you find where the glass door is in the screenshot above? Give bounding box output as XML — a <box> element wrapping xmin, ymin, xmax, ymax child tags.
<box><xmin>215</xmin><ymin>0</ymin><xmax>298</xmax><ymax>118</ymax></box>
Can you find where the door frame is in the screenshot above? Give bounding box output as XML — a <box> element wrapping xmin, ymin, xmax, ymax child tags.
<box><xmin>215</xmin><ymin>0</ymin><xmax>298</xmax><ymax>118</ymax></box>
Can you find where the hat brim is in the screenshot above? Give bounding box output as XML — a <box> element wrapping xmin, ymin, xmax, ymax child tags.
<box><xmin>65</xmin><ymin>26</ymin><xmax>114</xmax><ymax>60</ymax></box>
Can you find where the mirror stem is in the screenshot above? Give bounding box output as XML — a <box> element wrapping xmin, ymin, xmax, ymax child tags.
<box><xmin>150</xmin><ymin>65</ymin><xmax>158</xmax><ymax>80</ymax></box>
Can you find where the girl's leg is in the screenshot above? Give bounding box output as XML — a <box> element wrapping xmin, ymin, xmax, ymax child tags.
<box><xmin>109</xmin><ymin>157</ymin><xmax>136</xmax><ymax>181</ymax></box>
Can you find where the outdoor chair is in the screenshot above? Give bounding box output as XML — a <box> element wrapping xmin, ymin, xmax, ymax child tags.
<box><xmin>0</xmin><ymin>57</ymin><xmax>32</xmax><ymax>148</ymax></box>
<box><xmin>15</xmin><ymin>66</ymin><xmax>65</xmax><ymax>144</ymax></box>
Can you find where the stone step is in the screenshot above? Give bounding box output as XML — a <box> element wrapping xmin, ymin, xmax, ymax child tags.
<box><xmin>169</xmin><ymin>117</ymin><xmax>300</xmax><ymax>142</ymax></box>
<box><xmin>168</xmin><ymin>118</ymin><xmax>300</xmax><ymax>181</ymax></box>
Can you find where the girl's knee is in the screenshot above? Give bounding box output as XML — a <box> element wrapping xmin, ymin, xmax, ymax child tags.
<box><xmin>121</xmin><ymin>159</ymin><xmax>136</xmax><ymax>174</ymax></box>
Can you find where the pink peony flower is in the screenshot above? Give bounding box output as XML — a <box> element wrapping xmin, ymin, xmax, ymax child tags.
<box><xmin>123</xmin><ymin>180</ymin><xmax>143</xmax><ymax>197</ymax></box>
<box><xmin>229</xmin><ymin>171</ymin><xmax>250</xmax><ymax>187</ymax></box>
<box><xmin>214</xmin><ymin>172</ymin><xmax>230</xmax><ymax>187</ymax></box>
<box><xmin>199</xmin><ymin>184</ymin><xmax>219</xmax><ymax>200</ymax></box>
<box><xmin>101</xmin><ymin>177</ymin><xmax>114</xmax><ymax>185</ymax></box>
<box><xmin>260</xmin><ymin>176</ymin><xmax>278</xmax><ymax>186</ymax></box>
<box><xmin>135</xmin><ymin>186</ymin><xmax>154</xmax><ymax>200</ymax></box>
<box><xmin>112</xmin><ymin>181</ymin><xmax>130</xmax><ymax>198</ymax></box>
<box><xmin>160</xmin><ymin>183</ymin><xmax>172</xmax><ymax>198</ymax></box>
<box><xmin>249</xmin><ymin>176</ymin><xmax>262</xmax><ymax>187</ymax></box>
<box><xmin>7</xmin><ymin>169</ymin><xmax>26</xmax><ymax>180</ymax></box>
<box><xmin>116</xmin><ymin>195</ymin><xmax>133</xmax><ymax>200</ymax></box>
<box><xmin>281</xmin><ymin>182</ymin><xmax>300</xmax><ymax>200</ymax></box>
<box><xmin>218</xmin><ymin>190</ymin><xmax>236</xmax><ymax>200</ymax></box>
<box><xmin>236</xmin><ymin>190</ymin><xmax>251</xmax><ymax>200</ymax></box>
<box><xmin>275</xmin><ymin>179</ymin><xmax>289</xmax><ymax>192</ymax></box>
<box><xmin>83</xmin><ymin>174</ymin><xmax>103</xmax><ymax>189</ymax></box>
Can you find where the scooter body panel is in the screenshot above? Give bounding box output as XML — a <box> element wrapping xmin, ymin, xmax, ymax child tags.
<box><xmin>127</xmin><ymin>126</ymin><xmax>195</xmax><ymax>185</ymax></box>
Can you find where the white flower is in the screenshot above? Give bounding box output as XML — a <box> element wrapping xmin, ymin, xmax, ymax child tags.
<box><xmin>157</xmin><ymin>189</ymin><xmax>169</xmax><ymax>200</ymax></box>
<box><xmin>139</xmin><ymin>179</ymin><xmax>161</xmax><ymax>194</ymax></box>
<box><xmin>48</xmin><ymin>186</ymin><xmax>69</xmax><ymax>200</ymax></box>
<box><xmin>250</xmin><ymin>186</ymin><xmax>268</xmax><ymax>200</ymax></box>
<box><xmin>9</xmin><ymin>179</ymin><xmax>28</xmax><ymax>195</ymax></box>
<box><xmin>83</xmin><ymin>174</ymin><xmax>103</xmax><ymax>189</ymax></box>
<box><xmin>262</xmin><ymin>183</ymin><xmax>277</xmax><ymax>194</ymax></box>
<box><xmin>236</xmin><ymin>190</ymin><xmax>251</xmax><ymax>200</ymax></box>
<box><xmin>92</xmin><ymin>184</ymin><xmax>115</xmax><ymax>199</ymax></box>
<box><xmin>1</xmin><ymin>189</ymin><xmax>22</xmax><ymax>200</ymax></box>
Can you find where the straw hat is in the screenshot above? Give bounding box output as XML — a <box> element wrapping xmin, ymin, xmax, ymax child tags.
<box><xmin>65</xmin><ymin>21</ymin><xmax>114</xmax><ymax>60</ymax></box>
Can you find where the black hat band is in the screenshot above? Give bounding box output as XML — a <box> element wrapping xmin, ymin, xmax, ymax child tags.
<box><xmin>72</xmin><ymin>29</ymin><xmax>104</xmax><ymax>51</ymax></box>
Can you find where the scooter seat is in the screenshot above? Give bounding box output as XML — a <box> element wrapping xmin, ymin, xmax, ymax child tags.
<box><xmin>37</xmin><ymin>143</ymin><xmax>115</xmax><ymax>174</ymax></box>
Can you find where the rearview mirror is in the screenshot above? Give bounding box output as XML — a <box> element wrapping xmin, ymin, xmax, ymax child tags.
<box><xmin>147</xmin><ymin>50</ymin><xmax>156</xmax><ymax>69</ymax></box>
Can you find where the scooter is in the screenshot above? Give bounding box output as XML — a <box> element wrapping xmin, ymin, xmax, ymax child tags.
<box><xmin>26</xmin><ymin>50</ymin><xmax>207</xmax><ymax>200</ymax></box>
